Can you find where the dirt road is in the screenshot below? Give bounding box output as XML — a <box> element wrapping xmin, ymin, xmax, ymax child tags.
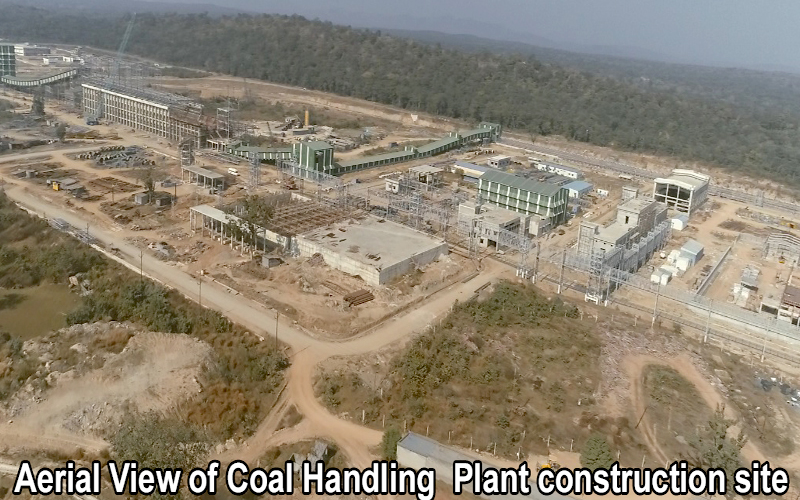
<box><xmin>0</xmin><ymin>169</ymin><xmax>509</xmax><ymax>467</ymax></box>
<box><xmin>624</xmin><ymin>354</ymin><xmax>766</xmax><ymax>466</ymax></box>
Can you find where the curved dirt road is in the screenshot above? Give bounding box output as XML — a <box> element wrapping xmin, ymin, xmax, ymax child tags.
<box><xmin>624</xmin><ymin>354</ymin><xmax>766</xmax><ymax>465</ymax></box>
<box><xmin>0</xmin><ymin>176</ymin><xmax>508</xmax><ymax>467</ymax></box>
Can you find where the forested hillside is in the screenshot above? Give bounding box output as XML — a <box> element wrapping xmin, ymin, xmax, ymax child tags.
<box><xmin>2</xmin><ymin>4</ymin><xmax>800</xmax><ymax>185</ymax></box>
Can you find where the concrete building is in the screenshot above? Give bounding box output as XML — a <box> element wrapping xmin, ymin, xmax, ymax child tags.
<box><xmin>409</xmin><ymin>164</ymin><xmax>444</xmax><ymax>185</ymax></box>
<box><xmin>458</xmin><ymin>202</ymin><xmax>525</xmax><ymax>248</ymax></box>
<box><xmin>295</xmin><ymin>218</ymin><xmax>448</xmax><ymax>286</ymax></box>
<box><xmin>0</xmin><ymin>44</ymin><xmax>15</xmax><ymax>77</ymax></box>
<box><xmin>487</xmin><ymin>155</ymin><xmax>511</xmax><ymax>169</ymax></box>
<box><xmin>535</xmin><ymin>162</ymin><xmax>583</xmax><ymax>180</ymax></box>
<box><xmin>477</xmin><ymin>170</ymin><xmax>569</xmax><ymax>226</ymax></box>
<box><xmin>82</xmin><ymin>82</ymin><xmax>205</xmax><ymax>147</ymax></box>
<box><xmin>653</xmin><ymin>169</ymin><xmax>710</xmax><ymax>215</ymax></box>
<box><xmin>577</xmin><ymin>189</ymin><xmax>670</xmax><ymax>275</ymax></box>
<box><xmin>14</xmin><ymin>44</ymin><xmax>50</xmax><ymax>57</ymax></box>
<box><xmin>453</xmin><ymin>161</ymin><xmax>489</xmax><ymax>183</ymax></box>
<box><xmin>563</xmin><ymin>180</ymin><xmax>593</xmax><ymax>199</ymax></box>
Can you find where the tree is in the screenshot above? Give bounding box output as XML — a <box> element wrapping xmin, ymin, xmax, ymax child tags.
<box><xmin>381</xmin><ymin>427</ymin><xmax>402</xmax><ymax>460</ymax></box>
<box><xmin>31</xmin><ymin>92</ymin><xmax>45</xmax><ymax>116</ymax></box>
<box><xmin>113</xmin><ymin>412</ymin><xmax>207</xmax><ymax>499</ymax></box>
<box><xmin>689</xmin><ymin>405</ymin><xmax>746</xmax><ymax>485</ymax></box>
<box><xmin>55</xmin><ymin>124</ymin><xmax>67</xmax><ymax>142</ymax></box>
<box><xmin>580</xmin><ymin>433</ymin><xmax>614</xmax><ymax>471</ymax></box>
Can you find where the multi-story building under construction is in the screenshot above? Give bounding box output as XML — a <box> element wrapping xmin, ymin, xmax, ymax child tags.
<box><xmin>577</xmin><ymin>187</ymin><xmax>671</xmax><ymax>302</ymax></box>
<box><xmin>81</xmin><ymin>81</ymin><xmax>206</xmax><ymax>147</ymax></box>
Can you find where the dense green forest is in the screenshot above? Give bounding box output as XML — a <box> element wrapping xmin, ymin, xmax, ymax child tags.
<box><xmin>2</xmin><ymin>4</ymin><xmax>800</xmax><ymax>184</ymax></box>
<box><xmin>387</xmin><ymin>29</ymin><xmax>800</xmax><ymax>118</ymax></box>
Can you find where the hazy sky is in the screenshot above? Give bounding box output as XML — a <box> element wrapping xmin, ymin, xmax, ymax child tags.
<box><xmin>162</xmin><ymin>0</ymin><xmax>800</xmax><ymax>71</ymax></box>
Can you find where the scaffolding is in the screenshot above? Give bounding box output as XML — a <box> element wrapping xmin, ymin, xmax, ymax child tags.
<box><xmin>249</xmin><ymin>155</ymin><xmax>260</xmax><ymax>192</ymax></box>
<box><xmin>179</xmin><ymin>138</ymin><xmax>195</xmax><ymax>167</ymax></box>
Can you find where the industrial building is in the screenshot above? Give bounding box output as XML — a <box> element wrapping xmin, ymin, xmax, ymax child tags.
<box><xmin>281</xmin><ymin>123</ymin><xmax>502</xmax><ymax>176</ymax></box>
<box><xmin>409</xmin><ymin>165</ymin><xmax>444</xmax><ymax>185</ymax></box>
<box><xmin>14</xmin><ymin>44</ymin><xmax>50</xmax><ymax>57</ymax></box>
<box><xmin>295</xmin><ymin>218</ymin><xmax>448</xmax><ymax>286</ymax></box>
<box><xmin>653</xmin><ymin>169</ymin><xmax>710</xmax><ymax>215</ymax></box>
<box><xmin>453</xmin><ymin>161</ymin><xmax>490</xmax><ymax>183</ymax></box>
<box><xmin>458</xmin><ymin>202</ymin><xmax>522</xmax><ymax>247</ymax></box>
<box><xmin>0</xmin><ymin>44</ymin><xmax>15</xmax><ymax>77</ymax></box>
<box><xmin>564</xmin><ymin>180</ymin><xmax>593</xmax><ymax>199</ymax></box>
<box><xmin>292</xmin><ymin>141</ymin><xmax>335</xmax><ymax>173</ymax></box>
<box><xmin>535</xmin><ymin>162</ymin><xmax>583</xmax><ymax>180</ymax></box>
<box><xmin>477</xmin><ymin>170</ymin><xmax>569</xmax><ymax>226</ymax></box>
<box><xmin>82</xmin><ymin>82</ymin><xmax>206</xmax><ymax>147</ymax></box>
<box><xmin>487</xmin><ymin>155</ymin><xmax>511</xmax><ymax>169</ymax></box>
<box><xmin>577</xmin><ymin>188</ymin><xmax>671</xmax><ymax>292</ymax></box>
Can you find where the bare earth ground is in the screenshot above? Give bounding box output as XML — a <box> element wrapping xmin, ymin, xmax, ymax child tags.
<box><xmin>2</xmin><ymin>323</ymin><xmax>211</xmax><ymax>441</ymax></box>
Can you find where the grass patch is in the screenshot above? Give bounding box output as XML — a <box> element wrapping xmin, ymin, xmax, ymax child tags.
<box><xmin>643</xmin><ymin>365</ymin><xmax>713</xmax><ymax>462</ymax></box>
<box><xmin>0</xmin><ymin>192</ymin><xmax>288</xmax><ymax>441</ymax></box>
<box><xmin>317</xmin><ymin>281</ymin><xmax>647</xmax><ymax>461</ymax></box>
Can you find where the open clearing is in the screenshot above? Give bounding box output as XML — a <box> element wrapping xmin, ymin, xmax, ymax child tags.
<box><xmin>3</xmin><ymin>323</ymin><xmax>211</xmax><ymax>439</ymax></box>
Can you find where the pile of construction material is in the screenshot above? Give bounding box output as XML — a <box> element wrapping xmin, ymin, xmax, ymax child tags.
<box><xmin>343</xmin><ymin>289</ymin><xmax>374</xmax><ymax>307</ymax></box>
<box><xmin>78</xmin><ymin>145</ymin><xmax>156</xmax><ymax>167</ymax></box>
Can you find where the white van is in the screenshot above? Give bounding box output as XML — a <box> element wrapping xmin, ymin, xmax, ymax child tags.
<box><xmin>228</xmin><ymin>168</ymin><xmax>240</xmax><ymax>176</ymax></box>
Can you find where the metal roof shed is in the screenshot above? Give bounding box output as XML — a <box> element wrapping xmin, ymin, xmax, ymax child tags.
<box><xmin>680</xmin><ymin>239</ymin><xmax>704</xmax><ymax>264</ymax></box>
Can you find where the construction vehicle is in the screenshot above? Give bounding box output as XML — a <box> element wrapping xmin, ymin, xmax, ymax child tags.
<box><xmin>536</xmin><ymin>460</ymin><xmax>561</xmax><ymax>472</ymax></box>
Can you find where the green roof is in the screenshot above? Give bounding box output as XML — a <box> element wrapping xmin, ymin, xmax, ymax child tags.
<box><xmin>416</xmin><ymin>135</ymin><xmax>461</xmax><ymax>154</ymax></box>
<box><xmin>479</xmin><ymin>169</ymin><xmax>564</xmax><ymax>197</ymax></box>
<box><xmin>233</xmin><ymin>145</ymin><xmax>292</xmax><ymax>154</ymax></box>
<box><xmin>335</xmin><ymin>149</ymin><xmax>416</xmax><ymax>168</ymax></box>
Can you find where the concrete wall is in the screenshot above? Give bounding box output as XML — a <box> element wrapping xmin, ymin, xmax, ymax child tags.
<box><xmin>295</xmin><ymin>237</ymin><xmax>447</xmax><ymax>286</ymax></box>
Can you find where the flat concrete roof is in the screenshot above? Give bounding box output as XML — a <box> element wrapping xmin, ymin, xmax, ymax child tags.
<box><xmin>619</xmin><ymin>197</ymin><xmax>656</xmax><ymax>213</ymax></box>
<box><xmin>409</xmin><ymin>164</ymin><xmax>444</xmax><ymax>175</ymax></box>
<box><xmin>596</xmin><ymin>222</ymin><xmax>631</xmax><ymax>244</ymax></box>
<box><xmin>182</xmin><ymin>164</ymin><xmax>224</xmax><ymax>180</ymax></box>
<box><xmin>298</xmin><ymin>217</ymin><xmax>446</xmax><ymax>269</ymax></box>
<box><xmin>190</xmin><ymin>204</ymin><xmax>241</xmax><ymax>224</ymax></box>
<box><xmin>461</xmin><ymin>202</ymin><xmax>520</xmax><ymax>227</ymax></box>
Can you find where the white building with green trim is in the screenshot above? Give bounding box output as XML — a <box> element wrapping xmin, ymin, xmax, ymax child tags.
<box><xmin>477</xmin><ymin>170</ymin><xmax>569</xmax><ymax>226</ymax></box>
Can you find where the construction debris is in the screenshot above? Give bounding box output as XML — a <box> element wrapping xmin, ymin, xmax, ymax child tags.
<box><xmin>343</xmin><ymin>289</ymin><xmax>375</xmax><ymax>307</ymax></box>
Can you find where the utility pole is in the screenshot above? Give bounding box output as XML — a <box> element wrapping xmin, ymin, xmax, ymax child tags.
<box><xmin>139</xmin><ymin>249</ymin><xmax>143</xmax><ymax>282</ymax></box>
<box><xmin>557</xmin><ymin>249</ymin><xmax>566</xmax><ymax>294</ymax></box>
<box><xmin>275</xmin><ymin>311</ymin><xmax>279</xmax><ymax>348</ymax></box>
<box><xmin>198</xmin><ymin>278</ymin><xmax>202</xmax><ymax>308</ymax></box>
<box><xmin>652</xmin><ymin>283</ymin><xmax>661</xmax><ymax>327</ymax></box>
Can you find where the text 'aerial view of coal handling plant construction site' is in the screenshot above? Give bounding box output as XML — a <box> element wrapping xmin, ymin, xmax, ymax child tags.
<box><xmin>2</xmin><ymin>2</ymin><xmax>800</xmax><ymax>499</ymax></box>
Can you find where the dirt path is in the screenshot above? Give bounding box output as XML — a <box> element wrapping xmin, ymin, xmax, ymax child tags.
<box><xmin>623</xmin><ymin>354</ymin><xmax>766</xmax><ymax>466</ymax></box>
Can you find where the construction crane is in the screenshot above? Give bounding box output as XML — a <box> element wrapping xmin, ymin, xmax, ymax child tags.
<box><xmin>110</xmin><ymin>13</ymin><xmax>137</xmax><ymax>85</ymax></box>
<box><xmin>88</xmin><ymin>13</ymin><xmax>136</xmax><ymax>125</ymax></box>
